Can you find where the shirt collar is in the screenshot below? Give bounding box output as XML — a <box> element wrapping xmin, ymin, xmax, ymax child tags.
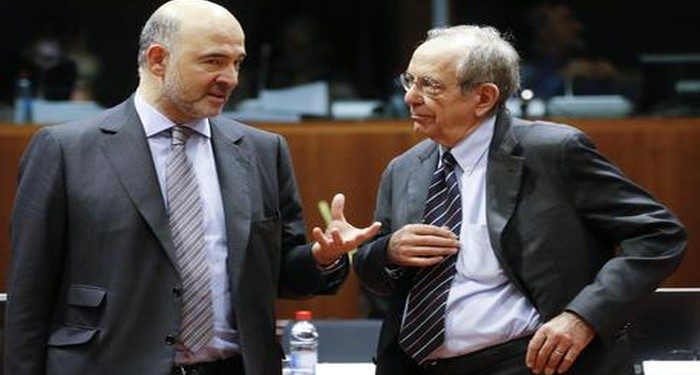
<box><xmin>440</xmin><ymin>114</ymin><xmax>496</xmax><ymax>174</ymax></box>
<box><xmin>134</xmin><ymin>91</ymin><xmax>211</xmax><ymax>139</ymax></box>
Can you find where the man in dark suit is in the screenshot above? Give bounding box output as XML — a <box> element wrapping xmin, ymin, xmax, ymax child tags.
<box><xmin>5</xmin><ymin>1</ymin><xmax>379</xmax><ymax>374</ymax></box>
<box><xmin>353</xmin><ymin>25</ymin><xmax>685</xmax><ymax>374</ymax></box>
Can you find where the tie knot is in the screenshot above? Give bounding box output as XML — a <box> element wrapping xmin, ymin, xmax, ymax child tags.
<box><xmin>442</xmin><ymin>151</ymin><xmax>457</xmax><ymax>171</ymax></box>
<box><xmin>171</xmin><ymin>126</ymin><xmax>194</xmax><ymax>146</ymax></box>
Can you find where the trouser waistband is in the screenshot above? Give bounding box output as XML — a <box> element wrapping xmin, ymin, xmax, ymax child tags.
<box><xmin>420</xmin><ymin>335</ymin><xmax>532</xmax><ymax>374</ymax></box>
<box><xmin>172</xmin><ymin>355</ymin><xmax>244</xmax><ymax>375</ymax></box>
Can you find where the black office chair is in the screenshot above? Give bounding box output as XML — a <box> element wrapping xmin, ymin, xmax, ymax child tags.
<box><xmin>282</xmin><ymin>319</ymin><xmax>382</xmax><ymax>363</ymax></box>
<box><xmin>1</xmin><ymin>293</ymin><xmax>6</xmax><ymax>375</ymax></box>
<box><xmin>630</xmin><ymin>288</ymin><xmax>700</xmax><ymax>363</ymax></box>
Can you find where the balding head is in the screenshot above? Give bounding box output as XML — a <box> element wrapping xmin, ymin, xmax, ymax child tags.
<box><xmin>136</xmin><ymin>0</ymin><xmax>246</xmax><ymax>123</ymax></box>
<box><xmin>137</xmin><ymin>0</ymin><xmax>242</xmax><ymax>68</ymax></box>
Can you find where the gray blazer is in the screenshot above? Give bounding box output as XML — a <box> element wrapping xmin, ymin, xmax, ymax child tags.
<box><xmin>5</xmin><ymin>97</ymin><xmax>347</xmax><ymax>375</ymax></box>
<box><xmin>353</xmin><ymin>109</ymin><xmax>686</xmax><ymax>374</ymax></box>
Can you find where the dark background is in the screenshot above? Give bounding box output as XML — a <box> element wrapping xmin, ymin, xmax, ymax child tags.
<box><xmin>0</xmin><ymin>0</ymin><xmax>697</xmax><ymax>108</ymax></box>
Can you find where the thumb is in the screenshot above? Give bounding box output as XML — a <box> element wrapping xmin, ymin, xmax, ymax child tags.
<box><xmin>330</xmin><ymin>193</ymin><xmax>346</xmax><ymax>221</ymax></box>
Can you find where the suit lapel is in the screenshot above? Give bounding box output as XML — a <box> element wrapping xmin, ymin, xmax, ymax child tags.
<box><xmin>405</xmin><ymin>142</ymin><xmax>439</xmax><ymax>224</ymax></box>
<box><xmin>393</xmin><ymin>142</ymin><xmax>439</xmax><ymax>290</ymax></box>
<box><xmin>486</xmin><ymin>110</ymin><xmax>524</xmax><ymax>256</ymax></box>
<box><xmin>98</xmin><ymin>98</ymin><xmax>177</xmax><ymax>267</ymax></box>
<box><xmin>210</xmin><ymin>118</ymin><xmax>251</xmax><ymax>294</ymax></box>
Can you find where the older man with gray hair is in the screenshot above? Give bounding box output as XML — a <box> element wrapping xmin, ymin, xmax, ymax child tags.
<box><xmin>353</xmin><ymin>25</ymin><xmax>685</xmax><ymax>375</ymax></box>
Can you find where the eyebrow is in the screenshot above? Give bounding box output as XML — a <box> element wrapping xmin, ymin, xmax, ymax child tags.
<box><xmin>199</xmin><ymin>52</ymin><xmax>230</xmax><ymax>59</ymax></box>
<box><xmin>415</xmin><ymin>75</ymin><xmax>444</xmax><ymax>86</ymax></box>
<box><xmin>198</xmin><ymin>49</ymin><xmax>246</xmax><ymax>60</ymax></box>
<box><xmin>407</xmin><ymin>72</ymin><xmax>442</xmax><ymax>82</ymax></box>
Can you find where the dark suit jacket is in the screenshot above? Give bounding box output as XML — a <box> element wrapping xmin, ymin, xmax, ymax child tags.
<box><xmin>353</xmin><ymin>109</ymin><xmax>686</xmax><ymax>374</ymax></box>
<box><xmin>5</xmin><ymin>97</ymin><xmax>348</xmax><ymax>375</ymax></box>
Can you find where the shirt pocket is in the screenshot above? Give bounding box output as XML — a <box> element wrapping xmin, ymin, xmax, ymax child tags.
<box><xmin>455</xmin><ymin>224</ymin><xmax>506</xmax><ymax>284</ymax></box>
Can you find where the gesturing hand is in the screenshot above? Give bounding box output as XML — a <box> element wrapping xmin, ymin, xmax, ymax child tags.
<box><xmin>526</xmin><ymin>311</ymin><xmax>595</xmax><ymax>375</ymax></box>
<box><xmin>311</xmin><ymin>193</ymin><xmax>381</xmax><ymax>265</ymax></box>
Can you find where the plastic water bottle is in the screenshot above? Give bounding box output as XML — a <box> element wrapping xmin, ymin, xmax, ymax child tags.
<box><xmin>13</xmin><ymin>76</ymin><xmax>33</xmax><ymax>124</ymax></box>
<box><xmin>289</xmin><ymin>310</ymin><xmax>318</xmax><ymax>375</ymax></box>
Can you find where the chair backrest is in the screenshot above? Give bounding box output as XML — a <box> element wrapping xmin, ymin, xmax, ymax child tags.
<box><xmin>1</xmin><ymin>293</ymin><xmax>6</xmax><ymax>374</ymax></box>
<box><xmin>631</xmin><ymin>288</ymin><xmax>700</xmax><ymax>361</ymax></box>
<box><xmin>282</xmin><ymin>319</ymin><xmax>382</xmax><ymax>363</ymax></box>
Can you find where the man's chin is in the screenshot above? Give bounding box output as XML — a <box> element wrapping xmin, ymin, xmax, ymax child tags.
<box><xmin>198</xmin><ymin>102</ymin><xmax>226</xmax><ymax>118</ymax></box>
<box><xmin>412</xmin><ymin>120</ymin><xmax>432</xmax><ymax>135</ymax></box>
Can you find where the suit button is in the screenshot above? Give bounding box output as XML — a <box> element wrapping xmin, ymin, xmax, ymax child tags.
<box><xmin>165</xmin><ymin>335</ymin><xmax>176</xmax><ymax>346</ymax></box>
<box><xmin>172</xmin><ymin>286</ymin><xmax>182</xmax><ymax>297</ymax></box>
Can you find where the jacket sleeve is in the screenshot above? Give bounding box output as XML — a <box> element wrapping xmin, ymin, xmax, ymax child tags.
<box><xmin>353</xmin><ymin>159</ymin><xmax>404</xmax><ymax>297</ymax></box>
<box><xmin>561</xmin><ymin>130</ymin><xmax>686</xmax><ymax>342</ymax></box>
<box><xmin>275</xmin><ymin>135</ymin><xmax>349</xmax><ymax>299</ymax></box>
<box><xmin>6</xmin><ymin>129</ymin><xmax>67</xmax><ymax>375</ymax></box>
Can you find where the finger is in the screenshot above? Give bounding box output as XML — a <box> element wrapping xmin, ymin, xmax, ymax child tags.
<box><xmin>358</xmin><ymin>221</ymin><xmax>382</xmax><ymax>241</ymax></box>
<box><xmin>330</xmin><ymin>228</ymin><xmax>343</xmax><ymax>246</ymax></box>
<box><xmin>330</xmin><ymin>193</ymin><xmax>346</xmax><ymax>221</ymax></box>
<box><xmin>366</xmin><ymin>221</ymin><xmax>382</xmax><ymax>236</ymax></box>
<box><xmin>403</xmin><ymin>245</ymin><xmax>459</xmax><ymax>258</ymax></box>
<box><xmin>417</xmin><ymin>235</ymin><xmax>461</xmax><ymax>249</ymax></box>
<box><xmin>526</xmin><ymin>331</ymin><xmax>546</xmax><ymax>369</ymax></box>
<box><xmin>353</xmin><ymin>222</ymin><xmax>383</xmax><ymax>243</ymax></box>
<box><xmin>408</xmin><ymin>224</ymin><xmax>458</xmax><ymax>238</ymax></box>
<box><xmin>544</xmin><ymin>348</ymin><xmax>566</xmax><ymax>375</ymax></box>
<box><xmin>398</xmin><ymin>231</ymin><xmax>460</xmax><ymax>249</ymax></box>
<box><xmin>557</xmin><ymin>346</ymin><xmax>580</xmax><ymax>374</ymax></box>
<box><xmin>528</xmin><ymin>327</ymin><xmax>560</xmax><ymax>373</ymax></box>
<box><xmin>535</xmin><ymin>339</ymin><xmax>558</xmax><ymax>373</ymax></box>
<box><xmin>312</xmin><ymin>227</ymin><xmax>332</xmax><ymax>248</ymax></box>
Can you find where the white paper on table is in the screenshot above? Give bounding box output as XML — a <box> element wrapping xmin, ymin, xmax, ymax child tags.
<box><xmin>643</xmin><ymin>360</ymin><xmax>700</xmax><ymax>375</ymax></box>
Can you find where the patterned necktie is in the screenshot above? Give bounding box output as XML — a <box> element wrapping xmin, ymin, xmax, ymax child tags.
<box><xmin>166</xmin><ymin>126</ymin><xmax>214</xmax><ymax>353</ymax></box>
<box><xmin>399</xmin><ymin>150</ymin><xmax>462</xmax><ymax>364</ymax></box>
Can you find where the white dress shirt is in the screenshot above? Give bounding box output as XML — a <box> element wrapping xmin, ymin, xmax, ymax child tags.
<box><xmin>429</xmin><ymin>114</ymin><xmax>541</xmax><ymax>359</ymax></box>
<box><xmin>134</xmin><ymin>92</ymin><xmax>238</xmax><ymax>364</ymax></box>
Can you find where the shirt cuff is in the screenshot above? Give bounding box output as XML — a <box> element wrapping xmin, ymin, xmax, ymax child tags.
<box><xmin>317</xmin><ymin>256</ymin><xmax>345</xmax><ymax>273</ymax></box>
<box><xmin>385</xmin><ymin>264</ymin><xmax>405</xmax><ymax>279</ymax></box>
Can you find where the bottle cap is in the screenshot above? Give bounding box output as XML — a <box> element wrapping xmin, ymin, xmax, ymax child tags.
<box><xmin>295</xmin><ymin>310</ymin><xmax>312</xmax><ymax>320</ymax></box>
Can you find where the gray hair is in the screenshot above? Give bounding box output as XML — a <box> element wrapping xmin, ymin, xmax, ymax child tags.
<box><xmin>426</xmin><ymin>25</ymin><xmax>520</xmax><ymax>104</ymax></box>
<box><xmin>137</xmin><ymin>13</ymin><xmax>181</xmax><ymax>67</ymax></box>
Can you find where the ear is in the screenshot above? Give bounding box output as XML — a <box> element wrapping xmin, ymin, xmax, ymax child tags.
<box><xmin>473</xmin><ymin>83</ymin><xmax>500</xmax><ymax>117</ymax></box>
<box><xmin>145</xmin><ymin>44</ymin><xmax>169</xmax><ymax>77</ymax></box>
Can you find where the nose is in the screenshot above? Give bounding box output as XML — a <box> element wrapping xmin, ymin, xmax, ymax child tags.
<box><xmin>403</xmin><ymin>84</ymin><xmax>423</xmax><ymax>106</ymax></box>
<box><xmin>216</xmin><ymin>64</ymin><xmax>238</xmax><ymax>87</ymax></box>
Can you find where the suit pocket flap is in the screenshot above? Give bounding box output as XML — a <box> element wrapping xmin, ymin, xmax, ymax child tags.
<box><xmin>67</xmin><ymin>285</ymin><xmax>106</xmax><ymax>307</ymax></box>
<box><xmin>48</xmin><ymin>326</ymin><xmax>98</xmax><ymax>346</ymax></box>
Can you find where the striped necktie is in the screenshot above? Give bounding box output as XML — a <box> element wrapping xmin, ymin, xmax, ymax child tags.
<box><xmin>399</xmin><ymin>150</ymin><xmax>462</xmax><ymax>364</ymax></box>
<box><xmin>166</xmin><ymin>125</ymin><xmax>214</xmax><ymax>353</ymax></box>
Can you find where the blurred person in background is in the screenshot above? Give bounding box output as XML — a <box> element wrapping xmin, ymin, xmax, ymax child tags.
<box><xmin>520</xmin><ymin>3</ymin><xmax>621</xmax><ymax>100</ymax></box>
<box><xmin>20</xmin><ymin>35</ymin><xmax>78</xmax><ymax>101</ymax></box>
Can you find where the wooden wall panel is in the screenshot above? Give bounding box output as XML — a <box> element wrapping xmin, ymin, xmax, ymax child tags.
<box><xmin>570</xmin><ymin>118</ymin><xmax>700</xmax><ymax>287</ymax></box>
<box><xmin>1</xmin><ymin>118</ymin><xmax>698</xmax><ymax>320</ymax></box>
<box><xmin>0</xmin><ymin>126</ymin><xmax>38</xmax><ymax>293</ymax></box>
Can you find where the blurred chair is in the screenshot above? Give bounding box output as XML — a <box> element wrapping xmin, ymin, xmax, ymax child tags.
<box><xmin>1</xmin><ymin>293</ymin><xmax>6</xmax><ymax>374</ymax></box>
<box><xmin>631</xmin><ymin>288</ymin><xmax>700</xmax><ymax>364</ymax></box>
<box><xmin>20</xmin><ymin>99</ymin><xmax>103</xmax><ymax>125</ymax></box>
<box><xmin>282</xmin><ymin>319</ymin><xmax>382</xmax><ymax>363</ymax></box>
